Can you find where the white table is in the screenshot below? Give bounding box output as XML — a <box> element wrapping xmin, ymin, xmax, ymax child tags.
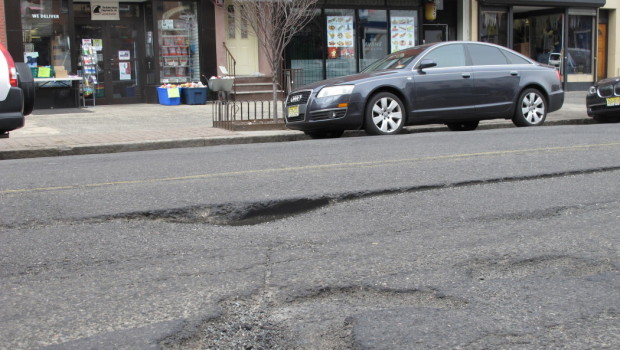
<box><xmin>34</xmin><ymin>77</ymin><xmax>84</xmax><ymax>108</ymax></box>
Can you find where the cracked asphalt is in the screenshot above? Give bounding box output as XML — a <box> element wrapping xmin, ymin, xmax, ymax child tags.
<box><xmin>1</xmin><ymin>124</ymin><xmax>619</xmax><ymax>349</ymax></box>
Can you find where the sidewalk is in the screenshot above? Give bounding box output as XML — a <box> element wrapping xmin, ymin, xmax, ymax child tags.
<box><xmin>0</xmin><ymin>91</ymin><xmax>591</xmax><ymax>160</ymax></box>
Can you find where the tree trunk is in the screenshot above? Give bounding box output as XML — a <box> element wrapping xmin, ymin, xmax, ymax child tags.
<box><xmin>272</xmin><ymin>73</ymin><xmax>279</xmax><ymax>121</ymax></box>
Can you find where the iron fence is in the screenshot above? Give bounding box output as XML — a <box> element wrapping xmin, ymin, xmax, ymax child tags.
<box><xmin>212</xmin><ymin>99</ymin><xmax>286</xmax><ymax>130</ymax></box>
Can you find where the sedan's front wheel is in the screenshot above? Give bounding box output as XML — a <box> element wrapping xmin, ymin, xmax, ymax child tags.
<box><xmin>365</xmin><ymin>92</ymin><xmax>405</xmax><ymax>135</ymax></box>
<box><xmin>513</xmin><ymin>88</ymin><xmax>547</xmax><ymax>127</ymax></box>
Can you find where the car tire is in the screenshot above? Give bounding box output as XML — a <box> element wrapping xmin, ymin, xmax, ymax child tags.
<box><xmin>16</xmin><ymin>62</ymin><xmax>35</xmax><ymax>116</ymax></box>
<box><xmin>364</xmin><ymin>92</ymin><xmax>405</xmax><ymax>135</ymax></box>
<box><xmin>512</xmin><ymin>88</ymin><xmax>547</xmax><ymax>127</ymax></box>
<box><xmin>446</xmin><ymin>121</ymin><xmax>479</xmax><ymax>131</ymax></box>
<box><xmin>304</xmin><ymin>130</ymin><xmax>344</xmax><ymax>139</ymax></box>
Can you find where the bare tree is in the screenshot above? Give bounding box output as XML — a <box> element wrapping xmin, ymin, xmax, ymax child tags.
<box><xmin>233</xmin><ymin>0</ymin><xmax>319</xmax><ymax>120</ymax></box>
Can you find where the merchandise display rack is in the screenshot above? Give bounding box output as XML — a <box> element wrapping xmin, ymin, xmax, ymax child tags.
<box><xmin>158</xmin><ymin>19</ymin><xmax>192</xmax><ymax>83</ymax></box>
<box><xmin>79</xmin><ymin>43</ymin><xmax>98</xmax><ymax>107</ymax></box>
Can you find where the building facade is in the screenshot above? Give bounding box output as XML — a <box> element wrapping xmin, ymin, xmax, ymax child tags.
<box><xmin>0</xmin><ymin>0</ymin><xmax>618</xmax><ymax>109</ymax></box>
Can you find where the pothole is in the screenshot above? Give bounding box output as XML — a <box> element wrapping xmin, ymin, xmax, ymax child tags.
<box><xmin>161</xmin><ymin>286</ymin><xmax>466</xmax><ymax>349</ymax></box>
<box><xmin>467</xmin><ymin>255</ymin><xmax>618</xmax><ymax>281</ymax></box>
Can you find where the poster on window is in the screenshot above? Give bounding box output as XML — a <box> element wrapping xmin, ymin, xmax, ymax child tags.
<box><xmin>390</xmin><ymin>17</ymin><xmax>416</xmax><ymax>53</ymax></box>
<box><xmin>327</xmin><ymin>16</ymin><xmax>354</xmax><ymax>59</ymax></box>
<box><xmin>119</xmin><ymin>62</ymin><xmax>131</xmax><ymax>80</ymax></box>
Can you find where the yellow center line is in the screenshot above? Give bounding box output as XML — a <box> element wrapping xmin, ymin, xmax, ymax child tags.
<box><xmin>2</xmin><ymin>142</ymin><xmax>619</xmax><ymax>195</ymax></box>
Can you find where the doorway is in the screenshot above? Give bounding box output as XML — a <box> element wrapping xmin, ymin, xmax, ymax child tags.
<box><xmin>74</xmin><ymin>8</ymin><xmax>145</xmax><ymax>104</ymax></box>
<box><xmin>224</xmin><ymin>2</ymin><xmax>259</xmax><ymax>75</ymax></box>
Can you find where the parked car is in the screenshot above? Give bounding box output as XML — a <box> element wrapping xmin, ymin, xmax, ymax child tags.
<box><xmin>586</xmin><ymin>76</ymin><xmax>620</xmax><ymax>123</ymax></box>
<box><xmin>0</xmin><ymin>42</ymin><xmax>35</xmax><ymax>138</ymax></box>
<box><xmin>285</xmin><ymin>41</ymin><xmax>564</xmax><ymax>138</ymax></box>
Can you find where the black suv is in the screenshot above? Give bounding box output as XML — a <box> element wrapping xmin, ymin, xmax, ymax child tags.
<box><xmin>1</xmin><ymin>43</ymin><xmax>35</xmax><ymax>138</ymax></box>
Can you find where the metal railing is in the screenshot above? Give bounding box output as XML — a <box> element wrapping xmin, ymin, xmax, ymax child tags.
<box><xmin>222</xmin><ymin>42</ymin><xmax>237</xmax><ymax>95</ymax></box>
<box><xmin>281</xmin><ymin>68</ymin><xmax>304</xmax><ymax>95</ymax></box>
<box><xmin>212</xmin><ymin>99</ymin><xmax>285</xmax><ymax>130</ymax></box>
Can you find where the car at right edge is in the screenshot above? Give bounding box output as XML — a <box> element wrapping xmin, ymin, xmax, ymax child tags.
<box><xmin>586</xmin><ymin>76</ymin><xmax>620</xmax><ymax>123</ymax></box>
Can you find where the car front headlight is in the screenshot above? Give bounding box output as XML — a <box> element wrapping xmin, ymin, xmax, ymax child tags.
<box><xmin>317</xmin><ymin>85</ymin><xmax>354</xmax><ymax>98</ymax></box>
<box><xmin>588</xmin><ymin>86</ymin><xmax>597</xmax><ymax>96</ymax></box>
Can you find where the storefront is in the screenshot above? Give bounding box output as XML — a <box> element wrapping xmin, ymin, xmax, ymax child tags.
<box><xmin>477</xmin><ymin>0</ymin><xmax>607</xmax><ymax>90</ymax></box>
<box><xmin>3</xmin><ymin>0</ymin><xmax>217</xmax><ymax>108</ymax></box>
<box><xmin>286</xmin><ymin>0</ymin><xmax>460</xmax><ymax>86</ymax></box>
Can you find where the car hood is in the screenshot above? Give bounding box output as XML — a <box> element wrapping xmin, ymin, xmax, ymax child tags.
<box><xmin>294</xmin><ymin>70</ymin><xmax>403</xmax><ymax>92</ymax></box>
<box><xmin>595</xmin><ymin>76</ymin><xmax>620</xmax><ymax>86</ymax></box>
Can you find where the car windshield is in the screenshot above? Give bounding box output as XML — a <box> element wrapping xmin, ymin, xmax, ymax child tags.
<box><xmin>361</xmin><ymin>46</ymin><xmax>427</xmax><ymax>72</ymax></box>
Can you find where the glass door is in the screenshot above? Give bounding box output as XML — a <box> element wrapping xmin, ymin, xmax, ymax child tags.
<box><xmin>106</xmin><ymin>21</ymin><xmax>143</xmax><ymax>103</ymax></box>
<box><xmin>74</xmin><ymin>3</ymin><xmax>144</xmax><ymax>104</ymax></box>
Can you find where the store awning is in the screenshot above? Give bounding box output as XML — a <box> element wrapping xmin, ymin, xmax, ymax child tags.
<box><xmin>479</xmin><ymin>0</ymin><xmax>605</xmax><ymax>7</ymax></box>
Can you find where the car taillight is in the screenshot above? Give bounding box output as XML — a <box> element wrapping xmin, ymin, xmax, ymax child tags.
<box><xmin>0</xmin><ymin>44</ymin><xmax>18</xmax><ymax>87</ymax></box>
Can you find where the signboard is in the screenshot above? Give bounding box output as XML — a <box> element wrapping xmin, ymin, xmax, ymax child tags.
<box><xmin>327</xmin><ymin>16</ymin><xmax>354</xmax><ymax>59</ymax></box>
<box><xmin>91</xmin><ymin>1</ymin><xmax>120</xmax><ymax>21</ymax></box>
<box><xmin>390</xmin><ymin>17</ymin><xmax>416</xmax><ymax>53</ymax></box>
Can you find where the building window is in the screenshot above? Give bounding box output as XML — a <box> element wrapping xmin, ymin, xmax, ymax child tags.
<box><xmin>480</xmin><ymin>9</ymin><xmax>507</xmax><ymax>47</ymax></box>
<box><xmin>326</xmin><ymin>9</ymin><xmax>356</xmax><ymax>79</ymax></box>
<box><xmin>227</xmin><ymin>5</ymin><xmax>235</xmax><ymax>39</ymax></box>
<box><xmin>21</xmin><ymin>0</ymin><xmax>71</xmax><ymax>75</ymax></box>
<box><xmin>567</xmin><ymin>14</ymin><xmax>594</xmax><ymax>75</ymax></box>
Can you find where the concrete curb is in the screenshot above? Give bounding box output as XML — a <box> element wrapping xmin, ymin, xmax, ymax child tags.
<box><xmin>0</xmin><ymin>117</ymin><xmax>596</xmax><ymax>160</ymax></box>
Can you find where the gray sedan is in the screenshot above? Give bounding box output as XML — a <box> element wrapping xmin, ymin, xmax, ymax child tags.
<box><xmin>285</xmin><ymin>41</ymin><xmax>564</xmax><ymax>138</ymax></box>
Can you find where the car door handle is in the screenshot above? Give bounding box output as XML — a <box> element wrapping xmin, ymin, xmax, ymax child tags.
<box><xmin>510</xmin><ymin>71</ymin><xmax>519</xmax><ymax>76</ymax></box>
<box><xmin>462</xmin><ymin>73</ymin><xmax>471</xmax><ymax>78</ymax></box>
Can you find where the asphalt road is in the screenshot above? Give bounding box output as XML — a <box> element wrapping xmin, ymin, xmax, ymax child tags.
<box><xmin>1</xmin><ymin>124</ymin><xmax>619</xmax><ymax>349</ymax></box>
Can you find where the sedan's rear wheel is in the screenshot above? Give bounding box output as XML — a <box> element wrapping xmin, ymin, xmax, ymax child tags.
<box><xmin>513</xmin><ymin>88</ymin><xmax>547</xmax><ymax>127</ymax></box>
<box><xmin>446</xmin><ymin>121</ymin><xmax>479</xmax><ymax>131</ymax></box>
<box><xmin>365</xmin><ymin>92</ymin><xmax>405</xmax><ymax>135</ymax></box>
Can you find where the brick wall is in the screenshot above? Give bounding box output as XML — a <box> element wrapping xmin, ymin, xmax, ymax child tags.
<box><xmin>0</xmin><ymin>0</ymin><xmax>7</xmax><ymax>46</ymax></box>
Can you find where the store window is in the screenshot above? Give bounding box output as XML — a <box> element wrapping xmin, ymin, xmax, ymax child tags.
<box><xmin>480</xmin><ymin>8</ymin><xmax>508</xmax><ymax>47</ymax></box>
<box><xmin>359</xmin><ymin>10</ymin><xmax>387</xmax><ymax>71</ymax></box>
<box><xmin>567</xmin><ymin>14</ymin><xmax>594</xmax><ymax>75</ymax></box>
<box><xmin>21</xmin><ymin>0</ymin><xmax>71</xmax><ymax>75</ymax></box>
<box><xmin>390</xmin><ymin>10</ymin><xmax>418</xmax><ymax>53</ymax></box>
<box><xmin>157</xmin><ymin>1</ymin><xmax>200</xmax><ymax>83</ymax></box>
<box><xmin>326</xmin><ymin>9</ymin><xmax>356</xmax><ymax>79</ymax></box>
<box><xmin>289</xmin><ymin>9</ymin><xmax>323</xmax><ymax>85</ymax></box>
<box><xmin>531</xmin><ymin>14</ymin><xmax>563</xmax><ymax>67</ymax></box>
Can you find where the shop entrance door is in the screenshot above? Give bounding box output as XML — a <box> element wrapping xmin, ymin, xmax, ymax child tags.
<box><xmin>75</xmin><ymin>18</ymin><xmax>145</xmax><ymax>104</ymax></box>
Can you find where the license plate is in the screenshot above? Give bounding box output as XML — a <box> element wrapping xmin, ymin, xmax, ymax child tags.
<box><xmin>288</xmin><ymin>105</ymin><xmax>299</xmax><ymax>117</ymax></box>
<box><xmin>606</xmin><ymin>97</ymin><xmax>620</xmax><ymax>107</ymax></box>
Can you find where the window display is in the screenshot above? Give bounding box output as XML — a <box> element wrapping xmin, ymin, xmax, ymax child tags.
<box><xmin>157</xmin><ymin>1</ymin><xmax>200</xmax><ymax>84</ymax></box>
<box><xmin>21</xmin><ymin>0</ymin><xmax>71</xmax><ymax>75</ymax></box>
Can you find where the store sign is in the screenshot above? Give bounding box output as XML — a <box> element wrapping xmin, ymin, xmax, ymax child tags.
<box><xmin>91</xmin><ymin>1</ymin><xmax>120</xmax><ymax>21</ymax></box>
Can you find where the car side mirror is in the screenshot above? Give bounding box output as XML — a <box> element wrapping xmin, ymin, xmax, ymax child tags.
<box><xmin>418</xmin><ymin>59</ymin><xmax>437</xmax><ymax>71</ymax></box>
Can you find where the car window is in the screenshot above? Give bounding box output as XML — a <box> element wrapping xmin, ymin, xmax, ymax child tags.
<box><xmin>361</xmin><ymin>47</ymin><xmax>425</xmax><ymax>72</ymax></box>
<box><xmin>503</xmin><ymin>50</ymin><xmax>532</xmax><ymax>65</ymax></box>
<box><xmin>422</xmin><ymin>44</ymin><xmax>466</xmax><ymax>68</ymax></box>
<box><xmin>468</xmin><ymin>44</ymin><xmax>508</xmax><ymax>65</ymax></box>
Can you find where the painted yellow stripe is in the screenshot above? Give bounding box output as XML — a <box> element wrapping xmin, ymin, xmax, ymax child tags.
<box><xmin>2</xmin><ymin>142</ymin><xmax>619</xmax><ymax>195</ymax></box>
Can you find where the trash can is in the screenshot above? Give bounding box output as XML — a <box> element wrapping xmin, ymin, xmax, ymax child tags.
<box><xmin>157</xmin><ymin>87</ymin><xmax>181</xmax><ymax>105</ymax></box>
<box><xmin>182</xmin><ymin>87</ymin><xmax>208</xmax><ymax>105</ymax></box>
